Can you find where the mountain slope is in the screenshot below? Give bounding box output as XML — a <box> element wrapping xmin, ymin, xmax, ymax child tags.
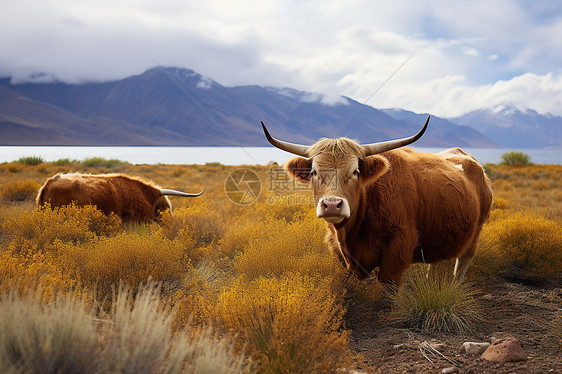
<box><xmin>451</xmin><ymin>105</ymin><xmax>562</xmax><ymax>149</ymax></box>
<box><xmin>382</xmin><ymin>109</ymin><xmax>500</xmax><ymax>148</ymax></box>
<box><xmin>0</xmin><ymin>67</ymin><xmax>497</xmax><ymax>147</ymax></box>
<box><xmin>0</xmin><ymin>85</ymin><xmax>160</xmax><ymax>145</ymax></box>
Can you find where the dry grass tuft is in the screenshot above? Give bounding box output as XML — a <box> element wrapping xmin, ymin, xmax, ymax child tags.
<box><xmin>385</xmin><ymin>266</ymin><xmax>483</xmax><ymax>333</ymax></box>
<box><xmin>0</xmin><ymin>289</ymin><xmax>99</xmax><ymax>373</ymax></box>
<box><xmin>0</xmin><ymin>283</ymin><xmax>249</xmax><ymax>374</ymax></box>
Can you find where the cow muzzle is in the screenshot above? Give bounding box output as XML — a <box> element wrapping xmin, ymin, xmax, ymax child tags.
<box><xmin>316</xmin><ymin>196</ymin><xmax>351</xmax><ymax>223</ymax></box>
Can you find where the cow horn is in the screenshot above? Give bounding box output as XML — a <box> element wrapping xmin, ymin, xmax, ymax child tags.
<box><xmin>261</xmin><ymin>121</ymin><xmax>309</xmax><ymax>157</ymax></box>
<box><xmin>362</xmin><ymin>115</ymin><xmax>430</xmax><ymax>156</ymax></box>
<box><xmin>160</xmin><ymin>189</ymin><xmax>205</xmax><ymax>197</ymax></box>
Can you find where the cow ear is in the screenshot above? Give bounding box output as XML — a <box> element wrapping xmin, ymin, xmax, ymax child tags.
<box><xmin>284</xmin><ymin>157</ymin><xmax>313</xmax><ymax>182</ymax></box>
<box><xmin>359</xmin><ymin>155</ymin><xmax>390</xmax><ymax>184</ymax></box>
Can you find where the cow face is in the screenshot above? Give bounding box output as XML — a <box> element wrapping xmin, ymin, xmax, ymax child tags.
<box><xmin>153</xmin><ymin>196</ymin><xmax>172</xmax><ymax>220</ymax></box>
<box><xmin>284</xmin><ymin>139</ymin><xmax>390</xmax><ymax>224</ymax></box>
<box><xmin>260</xmin><ymin>116</ymin><xmax>429</xmax><ymax>224</ymax></box>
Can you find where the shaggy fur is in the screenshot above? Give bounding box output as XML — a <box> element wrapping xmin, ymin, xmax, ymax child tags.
<box><xmin>36</xmin><ymin>173</ymin><xmax>172</xmax><ymax>223</ymax></box>
<box><xmin>285</xmin><ymin>143</ymin><xmax>493</xmax><ymax>285</ymax></box>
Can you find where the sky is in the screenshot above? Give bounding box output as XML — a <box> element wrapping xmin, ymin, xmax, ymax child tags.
<box><xmin>1</xmin><ymin>0</ymin><xmax>562</xmax><ymax>118</ymax></box>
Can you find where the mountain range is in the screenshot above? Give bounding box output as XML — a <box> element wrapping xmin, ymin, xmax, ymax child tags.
<box><xmin>0</xmin><ymin>67</ymin><xmax>559</xmax><ymax>148</ymax></box>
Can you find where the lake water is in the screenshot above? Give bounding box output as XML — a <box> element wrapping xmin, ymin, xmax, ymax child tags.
<box><xmin>0</xmin><ymin>146</ymin><xmax>560</xmax><ymax>165</ymax></box>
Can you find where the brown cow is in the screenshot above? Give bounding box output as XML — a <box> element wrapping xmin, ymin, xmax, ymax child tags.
<box><xmin>261</xmin><ymin>116</ymin><xmax>493</xmax><ymax>285</ymax></box>
<box><xmin>36</xmin><ymin>173</ymin><xmax>204</xmax><ymax>223</ymax></box>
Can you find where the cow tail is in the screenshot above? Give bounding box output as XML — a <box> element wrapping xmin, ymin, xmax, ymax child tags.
<box><xmin>36</xmin><ymin>183</ymin><xmax>47</xmax><ymax>207</ymax></box>
<box><xmin>36</xmin><ymin>174</ymin><xmax>60</xmax><ymax>208</ymax></box>
<box><xmin>468</xmin><ymin>162</ymin><xmax>493</xmax><ymax>224</ymax></box>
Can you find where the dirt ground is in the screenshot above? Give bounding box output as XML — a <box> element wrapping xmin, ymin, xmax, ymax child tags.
<box><xmin>346</xmin><ymin>277</ymin><xmax>562</xmax><ymax>374</ymax></box>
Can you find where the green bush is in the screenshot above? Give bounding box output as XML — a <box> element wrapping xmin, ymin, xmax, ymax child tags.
<box><xmin>81</xmin><ymin>157</ymin><xmax>128</xmax><ymax>168</ymax></box>
<box><xmin>50</xmin><ymin>158</ymin><xmax>73</xmax><ymax>166</ymax></box>
<box><xmin>17</xmin><ymin>156</ymin><xmax>44</xmax><ymax>165</ymax></box>
<box><xmin>500</xmin><ymin>151</ymin><xmax>531</xmax><ymax>166</ymax></box>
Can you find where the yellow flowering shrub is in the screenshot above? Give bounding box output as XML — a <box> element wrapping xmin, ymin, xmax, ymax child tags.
<box><xmin>0</xmin><ymin>204</ymin><xmax>31</xmax><ymax>228</ymax></box>
<box><xmin>486</xmin><ymin>164</ymin><xmax>562</xmax><ymax>220</ymax></box>
<box><xmin>172</xmin><ymin>261</ymin><xmax>222</xmax><ymax>328</ymax></box>
<box><xmin>0</xmin><ymin>250</ymin><xmax>77</xmax><ymax>299</ymax></box>
<box><xmin>164</xmin><ymin>201</ymin><xmax>226</xmax><ymax>246</ymax></box>
<box><xmin>0</xmin><ymin>179</ymin><xmax>40</xmax><ymax>202</ymax></box>
<box><xmin>493</xmin><ymin>197</ymin><xmax>509</xmax><ymax>210</ymax></box>
<box><xmin>248</xmin><ymin>195</ymin><xmax>312</xmax><ymax>223</ymax></box>
<box><xmin>215</xmin><ymin>274</ymin><xmax>351</xmax><ymax>373</ymax></box>
<box><xmin>2</xmin><ymin>162</ymin><xmax>558</xmax><ymax>372</ymax></box>
<box><xmin>477</xmin><ymin>211</ymin><xmax>562</xmax><ymax>283</ymax></box>
<box><xmin>55</xmin><ymin>232</ymin><xmax>192</xmax><ymax>300</ymax></box>
<box><xmin>532</xmin><ymin>179</ymin><xmax>552</xmax><ymax>191</ymax></box>
<box><xmin>233</xmin><ymin>211</ymin><xmax>346</xmax><ymax>288</ymax></box>
<box><xmin>214</xmin><ymin>216</ymin><xmax>272</xmax><ymax>260</ymax></box>
<box><xmin>2</xmin><ymin>204</ymin><xmax>121</xmax><ymax>255</ymax></box>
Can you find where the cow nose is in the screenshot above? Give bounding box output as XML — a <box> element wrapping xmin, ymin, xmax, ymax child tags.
<box><xmin>317</xmin><ymin>196</ymin><xmax>350</xmax><ymax>222</ymax></box>
<box><xmin>321</xmin><ymin>197</ymin><xmax>343</xmax><ymax>215</ymax></box>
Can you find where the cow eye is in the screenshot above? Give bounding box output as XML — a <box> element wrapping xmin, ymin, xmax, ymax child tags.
<box><xmin>353</xmin><ymin>169</ymin><xmax>360</xmax><ymax>176</ymax></box>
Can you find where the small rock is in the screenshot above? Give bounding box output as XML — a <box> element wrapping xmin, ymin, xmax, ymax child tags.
<box><xmin>481</xmin><ymin>293</ymin><xmax>494</xmax><ymax>300</ymax></box>
<box><xmin>489</xmin><ymin>336</ymin><xmax>498</xmax><ymax>344</ymax></box>
<box><xmin>460</xmin><ymin>342</ymin><xmax>490</xmax><ymax>354</ymax></box>
<box><xmin>442</xmin><ymin>367</ymin><xmax>460</xmax><ymax>374</ymax></box>
<box><xmin>481</xmin><ymin>337</ymin><xmax>527</xmax><ymax>363</ymax></box>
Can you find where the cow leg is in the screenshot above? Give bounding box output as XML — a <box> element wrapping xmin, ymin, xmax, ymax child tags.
<box><xmin>453</xmin><ymin>236</ymin><xmax>479</xmax><ymax>281</ymax></box>
<box><xmin>377</xmin><ymin>234</ymin><xmax>414</xmax><ymax>286</ymax></box>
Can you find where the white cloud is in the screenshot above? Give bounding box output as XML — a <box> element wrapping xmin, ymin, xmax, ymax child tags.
<box><xmin>0</xmin><ymin>0</ymin><xmax>561</xmax><ymax>117</ymax></box>
<box><xmin>423</xmin><ymin>72</ymin><xmax>562</xmax><ymax>117</ymax></box>
<box><xmin>462</xmin><ymin>47</ymin><xmax>479</xmax><ymax>57</ymax></box>
<box><xmin>196</xmin><ymin>76</ymin><xmax>214</xmax><ymax>89</ymax></box>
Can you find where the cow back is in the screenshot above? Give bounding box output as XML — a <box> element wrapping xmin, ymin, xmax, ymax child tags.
<box><xmin>37</xmin><ymin>173</ymin><xmax>164</xmax><ymax>222</ymax></box>
<box><xmin>366</xmin><ymin>148</ymin><xmax>492</xmax><ymax>263</ymax></box>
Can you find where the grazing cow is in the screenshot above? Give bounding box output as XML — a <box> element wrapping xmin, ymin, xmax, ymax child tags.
<box><xmin>261</xmin><ymin>116</ymin><xmax>493</xmax><ymax>285</ymax></box>
<box><xmin>36</xmin><ymin>173</ymin><xmax>204</xmax><ymax>223</ymax></box>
